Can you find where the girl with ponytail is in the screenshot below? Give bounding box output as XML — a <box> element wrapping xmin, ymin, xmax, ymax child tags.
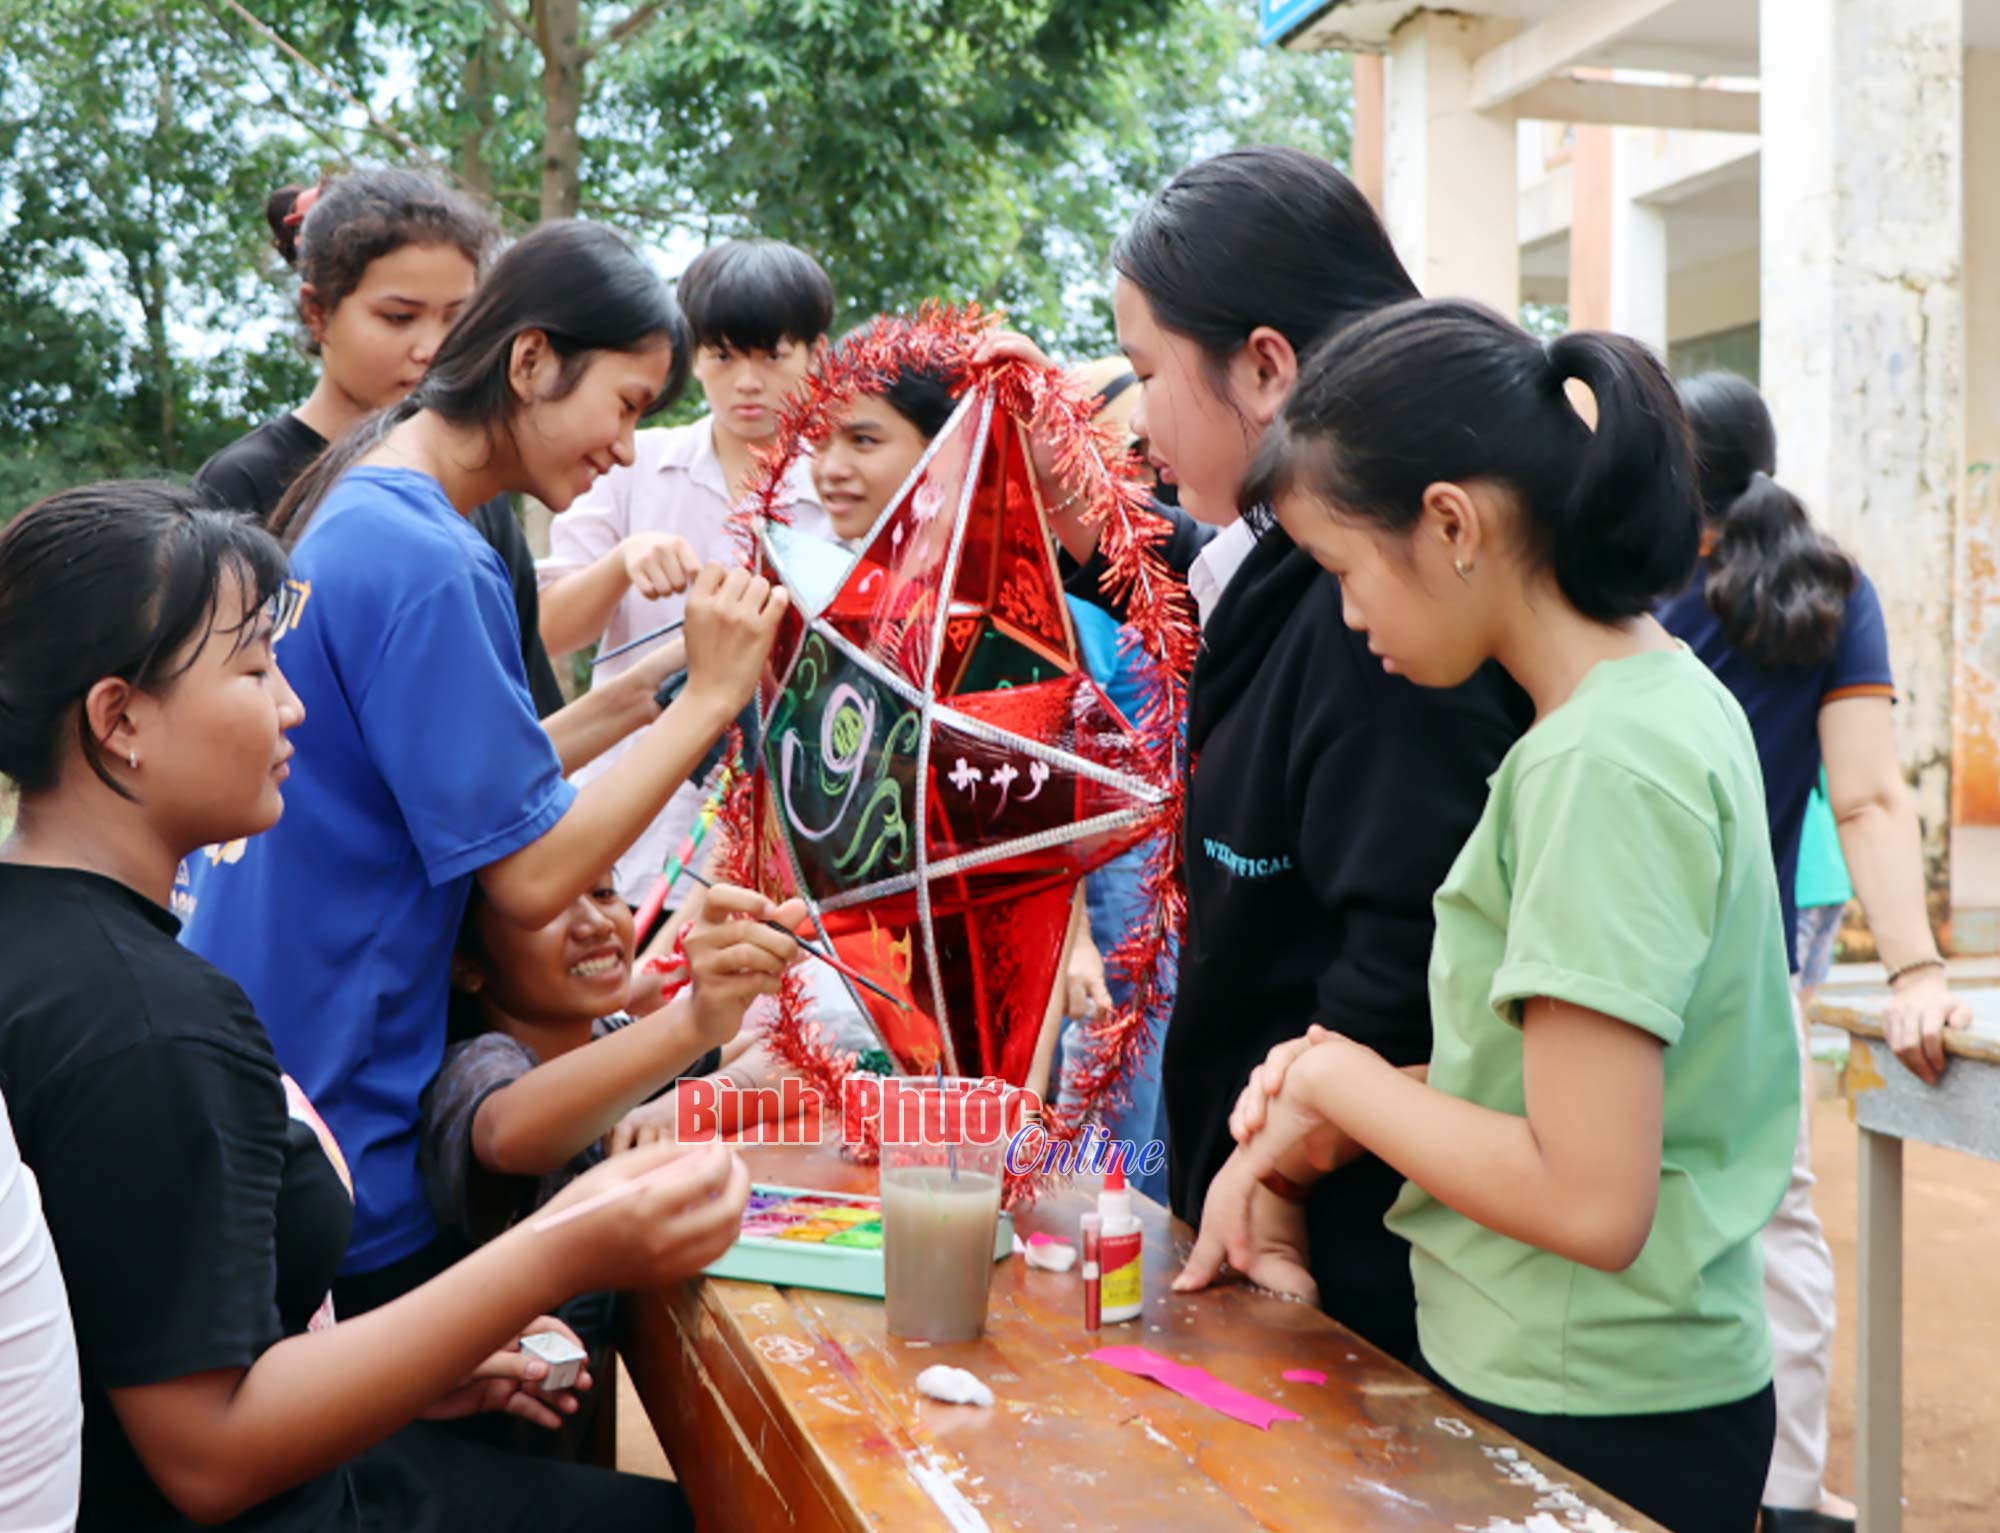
<box><xmin>1211</xmin><ymin>300</ymin><xmax>1795</xmax><ymax>1532</ymax></box>
<box><xmin>0</xmin><ymin>483</ymin><xmax>729</xmax><ymax>1530</ymax></box>
<box><xmin>1660</xmin><ymin>373</ymin><xmax>1967</xmax><ymax>1533</ymax></box>
<box><xmin>987</xmin><ymin>151</ymin><xmax>1531</xmax><ymax>1372</ymax></box>
<box><xmin>181</xmin><ymin>219</ymin><xmax>788</xmax><ymax>1316</ymax></box>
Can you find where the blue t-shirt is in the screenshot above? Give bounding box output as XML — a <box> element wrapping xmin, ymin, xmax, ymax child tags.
<box><xmin>180</xmin><ymin>468</ymin><xmax>577</xmax><ymax>1274</ymax></box>
<box><xmin>1067</xmin><ymin>596</ymin><xmax>1148</xmax><ymax>725</ymax></box>
<box><xmin>1657</xmin><ymin>563</ymin><xmax>1894</xmax><ymax>971</ymax></box>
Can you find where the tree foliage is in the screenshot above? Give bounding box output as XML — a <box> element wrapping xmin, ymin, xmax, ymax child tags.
<box><xmin>0</xmin><ymin>0</ymin><xmax>316</xmax><ymax>503</ymax></box>
<box><xmin>0</xmin><ymin>0</ymin><xmax>1352</xmax><ymax>511</ymax></box>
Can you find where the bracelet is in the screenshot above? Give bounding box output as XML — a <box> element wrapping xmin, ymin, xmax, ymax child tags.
<box><xmin>1886</xmin><ymin>956</ymin><xmax>1946</xmax><ymax>986</ymax></box>
<box><xmin>1258</xmin><ymin>1168</ymin><xmax>1312</xmax><ymax>1205</ymax></box>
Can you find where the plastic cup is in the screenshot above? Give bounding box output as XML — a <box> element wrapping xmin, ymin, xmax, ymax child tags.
<box><xmin>880</xmin><ymin>1076</ymin><xmax>1009</xmax><ymax>1342</ymax></box>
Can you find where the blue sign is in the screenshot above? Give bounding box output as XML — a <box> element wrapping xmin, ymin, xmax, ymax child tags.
<box><xmin>1258</xmin><ymin>0</ymin><xmax>1336</xmax><ymax>47</ymax></box>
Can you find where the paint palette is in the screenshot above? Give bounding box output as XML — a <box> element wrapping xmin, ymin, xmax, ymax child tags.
<box><xmin>702</xmin><ymin>1183</ymin><xmax>1014</xmax><ymax>1299</ymax></box>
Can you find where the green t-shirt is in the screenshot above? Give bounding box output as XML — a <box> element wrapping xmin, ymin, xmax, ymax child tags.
<box><xmin>1385</xmin><ymin>648</ymin><xmax>1798</xmax><ymax>1417</ymax></box>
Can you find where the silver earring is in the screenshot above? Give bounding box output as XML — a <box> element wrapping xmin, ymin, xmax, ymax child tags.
<box><xmin>1453</xmin><ymin>559</ymin><xmax>1475</xmax><ymax>582</ymax></box>
<box><xmin>127</xmin><ymin>751</ymin><xmax>138</xmax><ymax>769</ymax></box>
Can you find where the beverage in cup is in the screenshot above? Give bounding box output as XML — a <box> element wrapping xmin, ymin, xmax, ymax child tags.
<box><xmin>881</xmin><ymin>1076</ymin><xmax>1010</xmax><ymax>1342</ymax></box>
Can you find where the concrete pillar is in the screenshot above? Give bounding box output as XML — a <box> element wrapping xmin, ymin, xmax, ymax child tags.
<box><xmin>1382</xmin><ymin>11</ymin><xmax>1519</xmax><ymax>310</ymax></box>
<box><xmin>1568</xmin><ymin>125</ymin><xmax>1614</xmax><ymax>330</ymax></box>
<box><xmin>1568</xmin><ymin>121</ymin><xmax>1667</xmax><ymax>351</ymax></box>
<box><xmin>1608</xmin><ymin>128</ymin><xmax>1669</xmax><ymax>355</ymax></box>
<box><xmin>1758</xmin><ymin>0</ymin><xmax>1964</xmax><ymax>910</ymax></box>
<box><xmin>1949</xmin><ymin>48</ymin><xmax>2000</xmax><ymax>946</ymax></box>
<box><xmin>1351</xmin><ymin>52</ymin><xmax>1385</xmax><ymax>213</ymax></box>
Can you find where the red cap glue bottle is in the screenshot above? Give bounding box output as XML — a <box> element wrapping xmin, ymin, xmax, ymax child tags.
<box><xmin>1096</xmin><ymin>1158</ymin><xmax>1144</xmax><ymax>1324</ymax></box>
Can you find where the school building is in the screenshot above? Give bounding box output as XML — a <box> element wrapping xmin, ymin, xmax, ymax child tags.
<box><xmin>1261</xmin><ymin>0</ymin><xmax>2000</xmax><ymax>946</ymax></box>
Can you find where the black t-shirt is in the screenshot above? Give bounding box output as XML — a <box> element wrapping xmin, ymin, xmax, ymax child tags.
<box><xmin>1161</xmin><ymin>525</ymin><xmax>1531</xmax><ymax>1364</ymax></box>
<box><xmin>0</xmin><ymin>864</ymin><xmax>355</xmax><ymax>1530</ymax></box>
<box><xmin>192</xmin><ymin>413</ymin><xmax>329</xmax><ymax>523</ymax></box>
<box><xmin>466</xmin><ymin>496</ymin><xmax>570</xmax><ymax>721</ymax></box>
<box><xmin>195</xmin><ymin>416</ymin><xmax>568</xmax><ymax>718</ymax></box>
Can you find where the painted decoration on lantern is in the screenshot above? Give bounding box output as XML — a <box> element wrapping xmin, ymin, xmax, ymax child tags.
<box><xmin>747</xmin><ymin>391</ymin><xmax>1171</xmax><ymax>1084</ymax></box>
<box><xmin>709</xmin><ymin>306</ymin><xmax>1197</xmax><ymax>1194</ymax></box>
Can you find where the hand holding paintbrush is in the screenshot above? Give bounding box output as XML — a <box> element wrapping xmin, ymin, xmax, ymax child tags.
<box><xmin>533</xmin><ymin>1137</ymin><xmax>748</xmax><ymax>1247</ymax></box>
<box><xmin>676</xmin><ymin>869</ymin><xmax>912</xmax><ymax>1014</ymax></box>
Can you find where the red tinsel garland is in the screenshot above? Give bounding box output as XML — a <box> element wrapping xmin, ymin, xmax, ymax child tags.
<box><xmin>718</xmin><ymin>304</ymin><xmax>1195</xmax><ymax>1200</ymax></box>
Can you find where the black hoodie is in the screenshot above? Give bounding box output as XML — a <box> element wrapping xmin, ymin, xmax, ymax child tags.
<box><xmin>1163</xmin><ymin>523</ymin><xmax>1530</xmax><ymax>1362</ymax></box>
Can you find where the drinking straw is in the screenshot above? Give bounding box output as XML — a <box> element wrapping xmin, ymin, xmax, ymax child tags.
<box><xmin>937</xmin><ymin>1059</ymin><xmax>956</xmax><ymax>1182</ymax></box>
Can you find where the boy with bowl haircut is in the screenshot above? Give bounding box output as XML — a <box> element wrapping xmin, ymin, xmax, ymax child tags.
<box><xmin>538</xmin><ymin>238</ymin><xmax>836</xmax><ymax>905</ymax></box>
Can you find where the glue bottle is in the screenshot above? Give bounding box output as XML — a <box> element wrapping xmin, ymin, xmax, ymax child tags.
<box><xmin>1096</xmin><ymin>1161</ymin><xmax>1144</xmax><ymax>1323</ymax></box>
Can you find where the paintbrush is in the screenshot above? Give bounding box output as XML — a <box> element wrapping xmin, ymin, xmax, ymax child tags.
<box><xmin>532</xmin><ymin>1142</ymin><xmax>735</xmax><ymax>1233</ymax></box>
<box><xmin>591</xmin><ymin>616</ymin><xmax>685</xmax><ymax>669</ymax></box>
<box><xmin>679</xmin><ymin>868</ymin><xmax>911</xmax><ymax>1013</ymax></box>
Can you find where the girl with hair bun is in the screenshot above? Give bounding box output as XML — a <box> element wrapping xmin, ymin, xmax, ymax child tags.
<box><xmin>0</xmin><ymin>481</ymin><xmax>731</xmax><ymax>1530</ymax></box>
<box><xmin>1660</xmin><ymin>373</ymin><xmax>1968</xmax><ymax>1533</ymax></box>
<box><xmin>181</xmin><ymin>220</ymin><xmax>788</xmax><ymax>1317</ymax></box>
<box><xmin>195</xmin><ymin>167</ymin><xmax>568</xmax><ymax>717</ymax></box>
<box><xmin>1215</xmin><ymin>299</ymin><xmax>1796</xmax><ymax>1533</ymax></box>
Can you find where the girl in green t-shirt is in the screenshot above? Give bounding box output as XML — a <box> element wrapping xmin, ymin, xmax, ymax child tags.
<box><xmin>1198</xmin><ymin>299</ymin><xmax>1798</xmax><ymax>1533</ymax></box>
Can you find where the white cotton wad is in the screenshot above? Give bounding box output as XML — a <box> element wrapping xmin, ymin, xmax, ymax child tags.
<box><xmin>916</xmin><ymin>1364</ymin><xmax>996</xmax><ymax>1408</ymax></box>
<box><xmin>1024</xmin><ymin>1235</ymin><xmax>1077</xmax><ymax>1273</ymax></box>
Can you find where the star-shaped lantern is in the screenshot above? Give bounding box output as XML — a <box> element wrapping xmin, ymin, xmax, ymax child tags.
<box><xmin>752</xmin><ymin>385</ymin><xmax>1167</xmax><ymax>1083</ymax></box>
<box><xmin>714</xmin><ymin>307</ymin><xmax>1196</xmax><ymax>1170</ymax></box>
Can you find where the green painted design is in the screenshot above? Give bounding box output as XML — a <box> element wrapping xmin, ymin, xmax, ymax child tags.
<box><xmin>767</xmin><ymin>647</ymin><xmax>923</xmax><ymax>896</ymax></box>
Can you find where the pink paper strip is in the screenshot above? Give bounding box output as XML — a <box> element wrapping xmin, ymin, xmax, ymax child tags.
<box><xmin>1026</xmin><ymin>1232</ymin><xmax>1068</xmax><ymax>1248</ymax></box>
<box><xmin>1088</xmin><ymin>1345</ymin><xmax>1303</xmax><ymax>1431</ymax></box>
<box><xmin>1282</xmin><ymin>1369</ymin><xmax>1327</xmax><ymax>1385</ymax></box>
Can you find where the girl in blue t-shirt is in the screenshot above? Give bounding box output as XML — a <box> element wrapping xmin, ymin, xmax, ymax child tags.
<box><xmin>1207</xmin><ymin>299</ymin><xmax>1798</xmax><ymax>1533</ymax></box>
<box><xmin>181</xmin><ymin>220</ymin><xmax>792</xmax><ymax>1314</ymax></box>
<box><xmin>1659</xmin><ymin>373</ymin><xmax>1970</xmax><ymax>1533</ymax></box>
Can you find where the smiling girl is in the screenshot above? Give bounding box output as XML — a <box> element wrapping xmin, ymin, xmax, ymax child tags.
<box><xmin>181</xmin><ymin>220</ymin><xmax>789</xmax><ymax>1316</ymax></box>
<box><xmin>1216</xmin><ymin>299</ymin><xmax>1797</xmax><ymax>1532</ymax></box>
<box><xmin>428</xmin><ymin>876</ymin><xmax>802</xmax><ymax>1259</ymax></box>
<box><xmin>422</xmin><ymin>871</ymin><xmax>803</xmax><ymax>1453</ymax></box>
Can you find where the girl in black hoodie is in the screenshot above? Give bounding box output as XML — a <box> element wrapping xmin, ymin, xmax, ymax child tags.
<box><xmin>988</xmin><ymin>149</ymin><xmax>1530</xmax><ymax>1363</ymax></box>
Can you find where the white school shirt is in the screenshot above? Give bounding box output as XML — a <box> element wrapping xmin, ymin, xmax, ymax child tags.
<box><xmin>1187</xmin><ymin>516</ymin><xmax>1256</xmax><ymax>628</ymax></box>
<box><xmin>0</xmin><ymin>1087</ymin><xmax>81</xmax><ymax>1533</ymax></box>
<box><xmin>539</xmin><ymin>418</ymin><xmax>828</xmax><ymax>905</ymax></box>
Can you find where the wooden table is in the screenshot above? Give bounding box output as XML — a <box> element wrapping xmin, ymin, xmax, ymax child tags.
<box><xmin>1811</xmin><ymin>977</ymin><xmax>2000</xmax><ymax>1533</ymax></box>
<box><xmin>626</xmin><ymin>1133</ymin><xmax>1666</xmax><ymax>1532</ymax></box>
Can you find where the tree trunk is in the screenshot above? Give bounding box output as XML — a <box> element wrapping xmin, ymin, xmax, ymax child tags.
<box><xmin>148</xmin><ymin>64</ymin><xmax>175</xmax><ymax>467</ymax></box>
<box><xmin>460</xmin><ymin>33</ymin><xmax>498</xmax><ymax>202</ymax></box>
<box><xmin>138</xmin><ymin>251</ymin><xmax>174</xmax><ymax>469</ymax></box>
<box><xmin>153</xmin><ymin>284</ymin><xmax>174</xmax><ymax>465</ymax></box>
<box><xmin>534</xmin><ymin>0</ymin><xmax>583</xmax><ymax>221</ymax></box>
